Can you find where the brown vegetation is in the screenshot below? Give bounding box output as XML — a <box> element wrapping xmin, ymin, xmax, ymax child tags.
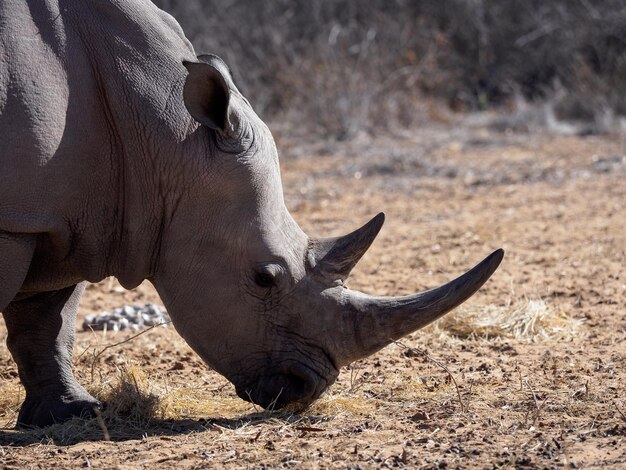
<box><xmin>156</xmin><ymin>0</ymin><xmax>626</xmax><ymax>139</ymax></box>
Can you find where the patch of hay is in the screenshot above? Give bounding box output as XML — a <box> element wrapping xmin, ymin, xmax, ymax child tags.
<box><xmin>0</xmin><ymin>365</ymin><xmax>164</xmax><ymax>444</ymax></box>
<box><xmin>309</xmin><ymin>394</ymin><xmax>378</xmax><ymax>417</ymax></box>
<box><xmin>95</xmin><ymin>365</ymin><xmax>162</xmax><ymax>426</ymax></box>
<box><xmin>160</xmin><ymin>388</ymin><xmax>251</xmax><ymax>419</ymax></box>
<box><xmin>431</xmin><ymin>299</ymin><xmax>585</xmax><ymax>341</ymax></box>
<box><xmin>0</xmin><ymin>381</ymin><xmax>22</xmax><ymax>426</ymax></box>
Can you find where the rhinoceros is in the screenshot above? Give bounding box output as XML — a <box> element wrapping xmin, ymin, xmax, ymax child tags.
<box><xmin>0</xmin><ymin>0</ymin><xmax>503</xmax><ymax>427</ymax></box>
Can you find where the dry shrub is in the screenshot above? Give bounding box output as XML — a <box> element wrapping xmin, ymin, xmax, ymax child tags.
<box><xmin>154</xmin><ymin>0</ymin><xmax>626</xmax><ymax>139</ymax></box>
<box><xmin>431</xmin><ymin>299</ymin><xmax>585</xmax><ymax>341</ymax></box>
<box><xmin>95</xmin><ymin>365</ymin><xmax>162</xmax><ymax>427</ymax></box>
<box><xmin>0</xmin><ymin>365</ymin><xmax>162</xmax><ymax>443</ymax></box>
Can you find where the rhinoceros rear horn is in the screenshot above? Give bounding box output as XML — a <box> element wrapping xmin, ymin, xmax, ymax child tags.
<box><xmin>183</xmin><ymin>56</ymin><xmax>232</xmax><ymax>134</ymax></box>
<box><xmin>310</xmin><ymin>213</ymin><xmax>385</xmax><ymax>280</ymax></box>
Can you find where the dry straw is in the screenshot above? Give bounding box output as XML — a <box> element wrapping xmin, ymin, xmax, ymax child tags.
<box><xmin>431</xmin><ymin>299</ymin><xmax>584</xmax><ymax>341</ymax></box>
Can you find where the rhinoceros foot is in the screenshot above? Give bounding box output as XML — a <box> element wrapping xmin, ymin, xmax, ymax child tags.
<box><xmin>17</xmin><ymin>390</ymin><xmax>103</xmax><ymax>428</ymax></box>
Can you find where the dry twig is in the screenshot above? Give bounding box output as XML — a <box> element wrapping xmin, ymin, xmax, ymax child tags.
<box><xmin>614</xmin><ymin>402</ymin><xmax>626</xmax><ymax>423</ymax></box>
<box><xmin>89</xmin><ymin>321</ymin><xmax>171</xmax><ymax>382</ymax></box>
<box><xmin>94</xmin><ymin>406</ymin><xmax>110</xmax><ymax>441</ymax></box>
<box><xmin>524</xmin><ymin>378</ymin><xmax>549</xmax><ymax>426</ymax></box>
<box><xmin>393</xmin><ymin>340</ymin><xmax>466</xmax><ymax>413</ymax></box>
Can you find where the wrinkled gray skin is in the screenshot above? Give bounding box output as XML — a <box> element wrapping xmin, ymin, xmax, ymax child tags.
<box><xmin>0</xmin><ymin>0</ymin><xmax>503</xmax><ymax>427</ymax></box>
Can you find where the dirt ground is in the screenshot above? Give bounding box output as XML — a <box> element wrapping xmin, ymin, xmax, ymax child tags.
<box><xmin>0</xmin><ymin>125</ymin><xmax>624</xmax><ymax>468</ymax></box>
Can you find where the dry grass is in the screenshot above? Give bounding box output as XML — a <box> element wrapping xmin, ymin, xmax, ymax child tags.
<box><xmin>432</xmin><ymin>298</ymin><xmax>585</xmax><ymax>341</ymax></box>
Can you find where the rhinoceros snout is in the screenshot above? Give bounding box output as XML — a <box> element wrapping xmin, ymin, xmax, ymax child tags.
<box><xmin>236</xmin><ymin>366</ymin><xmax>321</xmax><ymax>410</ymax></box>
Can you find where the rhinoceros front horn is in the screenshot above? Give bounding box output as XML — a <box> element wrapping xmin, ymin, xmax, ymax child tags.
<box><xmin>332</xmin><ymin>248</ymin><xmax>504</xmax><ymax>366</ymax></box>
<box><xmin>309</xmin><ymin>212</ymin><xmax>385</xmax><ymax>281</ymax></box>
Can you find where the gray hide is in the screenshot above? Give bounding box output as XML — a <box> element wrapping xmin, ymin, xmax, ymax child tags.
<box><xmin>0</xmin><ymin>0</ymin><xmax>503</xmax><ymax>427</ymax></box>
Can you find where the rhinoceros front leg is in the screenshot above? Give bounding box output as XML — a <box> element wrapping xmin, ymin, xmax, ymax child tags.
<box><xmin>0</xmin><ymin>233</ymin><xmax>36</xmax><ymax>312</ymax></box>
<box><xmin>3</xmin><ymin>282</ymin><xmax>101</xmax><ymax>427</ymax></box>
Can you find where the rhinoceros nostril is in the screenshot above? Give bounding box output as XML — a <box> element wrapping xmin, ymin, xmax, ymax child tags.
<box><xmin>281</xmin><ymin>366</ymin><xmax>320</xmax><ymax>404</ymax></box>
<box><xmin>285</xmin><ymin>372</ymin><xmax>314</xmax><ymax>398</ymax></box>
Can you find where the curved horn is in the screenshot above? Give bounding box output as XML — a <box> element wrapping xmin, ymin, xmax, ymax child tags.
<box><xmin>333</xmin><ymin>249</ymin><xmax>504</xmax><ymax>366</ymax></box>
<box><xmin>310</xmin><ymin>213</ymin><xmax>385</xmax><ymax>280</ymax></box>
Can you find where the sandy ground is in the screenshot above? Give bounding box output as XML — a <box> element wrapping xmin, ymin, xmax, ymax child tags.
<box><xmin>0</xmin><ymin>127</ymin><xmax>624</xmax><ymax>468</ymax></box>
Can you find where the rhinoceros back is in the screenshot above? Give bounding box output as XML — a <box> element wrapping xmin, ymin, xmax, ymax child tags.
<box><xmin>0</xmin><ymin>0</ymin><xmax>70</xmax><ymax>172</ymax></box>
<box><xmin>0</xmin><ymin>0</ymin><xmax>196</xmax><ymax>288</ymax></box>
<box><xmin>0</xmin><ymin>0</ymin><xmax>195</xmax><ymax>171</ymax></box>
<box><xmin>0</xmin><ymin>0</ymin><xmax>195</xmax><ymax>220</ymax></box>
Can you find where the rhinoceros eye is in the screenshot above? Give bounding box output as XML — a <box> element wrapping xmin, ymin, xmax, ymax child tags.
<box><xmin>254</xmin><ymin>272</ymin><xmax>275</xmax><ymax>288</ymax></box>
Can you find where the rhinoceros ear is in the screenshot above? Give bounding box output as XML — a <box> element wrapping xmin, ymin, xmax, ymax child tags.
<box><xmin>183</xmin><ymin>56</ymin><xmax>233</xmax><ymax>134</ymax></box>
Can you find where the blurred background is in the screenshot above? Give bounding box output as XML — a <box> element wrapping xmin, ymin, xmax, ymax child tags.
<box><xmin>155</xmin><ymin>0</ymin><xmax>626</xmax><ymax>142</ymax></box>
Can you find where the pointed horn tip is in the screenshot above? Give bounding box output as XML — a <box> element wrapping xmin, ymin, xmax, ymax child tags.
<box><xmin>368</xmin><ymin>212</ymin><xmax>385</xmax><ymax>230</ymax></box>
<box><xmin>486</xmin><ymin>248</ymin><xmax>505</xmax><ymax>273</ymax></box>
<box><xmin>348</xmin><ymin>212</ymin><xmax>385</xmax><ymax>241</ymax></box>
<box><xmin>464</xmin><ymin>248</ymin><xmax>505</xmax><ymax>287</ymax></box>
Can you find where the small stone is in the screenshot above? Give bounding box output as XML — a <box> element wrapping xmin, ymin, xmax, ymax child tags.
<box><xmin>146</xmin><ymin>305</ymin><xmax>160</xmax><ymax>315</ymax></box>
<box><xmin>81</xmin><ymin>304</ymin><xmax>169</xmax><ymax>331</ymax></box>
<box><xmin>118</xmin><ymin>318</ymin><xmax>129</xmax><ymax>330</ymax></box>
<box><xmin>170</xmin><ymin>361</ymin><xmax>185</xmax><ymax>371</ymax></box>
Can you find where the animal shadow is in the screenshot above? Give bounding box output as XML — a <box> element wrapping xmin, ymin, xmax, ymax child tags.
<box><xmin>0</xmin><ymin>409</ymin><xmax>327</xmax><ymax>447</ymax></box>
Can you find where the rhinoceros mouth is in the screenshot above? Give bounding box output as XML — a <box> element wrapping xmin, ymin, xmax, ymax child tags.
<box><xmin>235</xmin><ymin>362</ymin><xmax>337</xmax><ymax>410</ymax></box>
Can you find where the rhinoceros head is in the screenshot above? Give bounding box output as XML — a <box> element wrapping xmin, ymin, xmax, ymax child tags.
<box><xmin>151</xmin><ymin>55</ymin><xmax>503</xmax><ymax>409</ymax></box>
